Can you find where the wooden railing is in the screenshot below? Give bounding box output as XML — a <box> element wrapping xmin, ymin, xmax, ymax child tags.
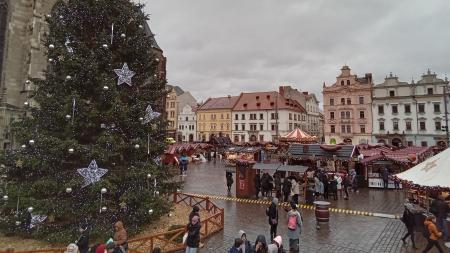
<box><xmin>128</xmin><ymin>192</ymin><xmax>224</xmax><ymax>253</ymax></box>
<box><xmin>7</xmin><ymin>192</ymin><xmax>224</xmax><ymax>253</ymax></box>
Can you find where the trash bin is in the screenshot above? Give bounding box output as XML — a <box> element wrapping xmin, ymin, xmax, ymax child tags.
<box><xmin>313</xmin><ymin>201</ymin><xmax>330</xmax><ymax>223</ymax></box>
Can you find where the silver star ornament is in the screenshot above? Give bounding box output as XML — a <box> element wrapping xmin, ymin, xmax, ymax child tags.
<box><xmin>30</xmin><ymin>214</ymin><xmax>47</xmax><ymax>228</ymax></box>
<box><xmin>143</xmin><ymin>105</ymin><xmax>161</xmax><ymax>124</ymax></box>
<box><xmin>77</xmin><ymin>160</ymin><xmax>108</xmax><ymax>188</ymax></box>
<box><xmin>114</xmin><ymin>63</ymin><xmax>135</xmax><ymax>86</ymax></box>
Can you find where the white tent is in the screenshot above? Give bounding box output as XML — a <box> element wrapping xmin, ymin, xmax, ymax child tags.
<box><xmin>396</xmin><ymin>147</ymin><xmax>450</xmax><ymax>188</ymax></box>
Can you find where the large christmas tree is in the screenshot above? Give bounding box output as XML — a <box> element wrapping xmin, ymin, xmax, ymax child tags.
<box><xmin>0</xmin><ymin>0</ymin><xmax>178</xmax><ymax>243</ymax></box>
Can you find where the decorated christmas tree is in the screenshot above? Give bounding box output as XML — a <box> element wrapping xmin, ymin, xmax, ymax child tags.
<box><xmin>0</xmin><ymin>0</ymin><xmax>178</xmax><ymax>243</ymax></box>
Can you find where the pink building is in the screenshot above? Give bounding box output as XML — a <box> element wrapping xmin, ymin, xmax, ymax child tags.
<box><xmin>322</xmin><ymin>66</ymin><xmax>373</xmax><ymax>144</ymax></box>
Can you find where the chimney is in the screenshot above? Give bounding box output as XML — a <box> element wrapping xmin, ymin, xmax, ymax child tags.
<box><xmin>227</xmin><ymin>95</ymin><xmax>231</xmax><ymax>99</ymax></box>
<box><xmin>365</xmin><ymin>73</ymin><xmax>373</xmax><ymax>83</ymax></box>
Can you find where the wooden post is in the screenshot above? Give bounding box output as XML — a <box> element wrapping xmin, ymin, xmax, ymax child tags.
<box><xmin>173</xmin><ymin>192</ymin><xmax>177</xmax><ymax>203</ymax></box>
<box><xmin>206</xmin><ymin>197</ymin><xmax>210</xmax><ymax>211</ymax></box>
<box><xmin>220</xmin><ymin>208</ymin><xmax>225</xmax><ymax>227</ymax></box>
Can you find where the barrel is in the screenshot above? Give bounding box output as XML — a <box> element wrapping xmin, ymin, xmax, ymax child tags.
<box><xmin>314</xmin><ymin>201</ymin><xmax>330</xmax><ymax>223</ymax></box>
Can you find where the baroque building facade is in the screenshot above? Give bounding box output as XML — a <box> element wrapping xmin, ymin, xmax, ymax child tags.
<box><xmin>0</xmin><ymin>0</ymin><xmax>166</xmax><ymax>149</ymax></box>
<box><xmin>323</xmin><ymin>66</ymin><xmax>373</xmax><ymax>145</ymax></box>
<box><xmin>177</xmin><ymin>104</ymin><xmax>197</xmax><ymax>142</ymax></box>
<box><xmin>372</xmin><ymin>70</ymin><xmax>449</xmax><ymax>147</ymax></box>
<box><xmin>231</xmin><ymin>91</ymin><xmax>306</xmax><ymax>143</ymax></box>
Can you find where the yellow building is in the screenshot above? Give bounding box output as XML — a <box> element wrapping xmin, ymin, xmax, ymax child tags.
<box><xmin>196</xmin><ymin>96</ymin><xmax>238</xmax><ymax>141</ymax></box>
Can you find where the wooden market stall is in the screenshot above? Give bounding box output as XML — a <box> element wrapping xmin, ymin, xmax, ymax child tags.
<box><xmin>224</xmin><ymin>146</ymin><xmax>262</xmax><ymax>167</ymax></box>
<box><xmin>163</xmin><ymin>143</ymin><xmax>213</xmax><ymax>165</ymax></box>
<box><xmin>360</xmin><ymin>146</ymin><xmax>433</xmax><ymax>189</ymax></box>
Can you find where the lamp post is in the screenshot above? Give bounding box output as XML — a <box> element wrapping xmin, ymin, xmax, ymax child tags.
<box><xmin>100</xmin><ymin>188</ymin><xmax>107</xmax><ymax>213</ymax></box>
<box><xmin>443</xmin><ymin>81</ymin><xmax>450</xmax><ymax>145</ymax></box>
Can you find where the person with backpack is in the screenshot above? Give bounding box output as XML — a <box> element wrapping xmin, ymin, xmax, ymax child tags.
<box><xmin>400</xmin><ymin>205</ymin><xmax>418</xmax><ymax>249</ymax></box>
<box><xmin>185</xmin><ymin>215</ymin><xmax>201</xmax><ymax>253</ymax></box>
<box><xmin>287</xmin><ymin>201</ymin><xmax>303</xmax><ymax>252</ymax></box>
<box><xmin>422</xmin><ymin>215</ymin><xmax>444</xmax><ymax>253</ymax></box>
<box><xmin>180</xmin><ymin>153</ymin><xmax>189</xmax><ymax>176</ymax></box>
<box><xmin>429</xmin><ymin>195</ymin><xmax>449</xmax><ymax>241</ymax></box>
<box><xmin>267</xmin><ymin>197</ymin><xmax>279</xmax><ymax>241</ymax></box>
<box><xmin>282</xmin><ymin>178</ymin><xmax>291</xmax><ymax>203</ymax></box>
<box><xmin>342</xmin><ymin>175</ymin><xmax>350</xmax><ymax>200</ymax></box>
<box><xmin>267</xmin><ymin>236</ymin><xmax>283</xmax><ymax>253</ymax></box>
<box><xmin>75</xmin><ymin>224</ymin><xmax>90</xmax><ymax>253</ymax></box>
<box><xmin>290</xmin><ymin>178</ymin><xmax>300</xmax><ymax>205</ymax></box>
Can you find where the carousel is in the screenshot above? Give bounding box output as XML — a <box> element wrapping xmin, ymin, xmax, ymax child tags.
<box><xmin>279</xmin><ymin>128</ymin><xmax>318</xmax><ymax>143</ymax></box>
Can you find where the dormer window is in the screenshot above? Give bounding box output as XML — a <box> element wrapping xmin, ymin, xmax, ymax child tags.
<box><xmin>256</xmin><ymin>103</ymin><xmax>261</xmax><ymax>107</ymax></box>
<box><xmin>243</xmin><ymin>103</ymin><xmax>247</xmax><ymax>107</ymax></box>
<box><xmin>389</xmin><ymin>90</ymin><xmax>395</xmax><ymax>97</ymax></box>
<box><xmin>270</xmin><ymin>102</ymin><xmax>275</xmax><ymax>106</ymax></box>
<box><xmin>256</xmin><ymin>96</ymin><xmax>260</xmax><ymax>100</ymax></box>
<box><xmin>267</xmin><ymin>95</ymin><xmax>271</xmax><ymax>99</ymax></box>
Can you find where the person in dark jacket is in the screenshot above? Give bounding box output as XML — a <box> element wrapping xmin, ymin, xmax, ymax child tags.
<box><xmin>254</xmin><ymin>173</ymin><xmax>261</xmax><ymax>199</ymax></box>
<box><xmin>429</xmin><ymin>195</ymin><xmax>449</xmax><ymax>241</ymax></box>
<box><xmin>226</xmin><ymin>172</ymin><xmax>234</xmax><ymax>192</ymax></box>
<box><xmin>238</xmin><ymin>230</ymin><xmax>252</xmax><ymax>253</ymax></box>
<box><xmin>186</xmin><ymin>215</ymin><xmax>201</xmax><ymax>253</ymax></box>
<box><xmin>282</xmin><ymin>178</ymin><xmax>291</xmax><ymax>203</ymax></box>
<box><xmin>343</xmin><ymin>175</ymin><xmax>350</xmax><ymax>200</ymax></box>
<box><xmin>328</xmin><ymin>175</ymin><xmax>338</xmax><ymax>200</ymax></box>
<box><xmin>273</xmin><ymin>172</ymin><xmax>282</xmax><ymax>199</ymax></box>
<box><xmin>229</xmin><ymin>238</ymin><xmax>243</xmax><ymax>253</ymax></box>
<box><xmin>381</xmin><ymin>167</ymin><xmax>389</xmax><ymax>189</ymax></box>
<box><xmin>321</xmin><ymin>172</ymin><xmax>329</xmax><ymax>200</ymax></box>
<box><xmin>188</xmin><ymin>206</ymin><xmax>200</xmax><ymax>223</ymax></box>
<box><xmin>400</xmin><ymin>205</ymin><xmax>417</xmax><ymax>249</ymax></box>
<box><xmin>267</xmin><ymin>198</ymin><xmax>279</xmax><ymax>241</ymax></box>
<box><xmin>253</xmin><ymin>234</ymin><xmax>268</xmax><ymax>253</ymax></box>
<box><xmin>76</xmin><ymin>224</ymin><xmax>90</xmax><ymax>253</ymax></box>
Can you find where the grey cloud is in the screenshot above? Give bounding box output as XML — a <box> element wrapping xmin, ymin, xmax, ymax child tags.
<box><xmin>145</xmin><ymin>0</ymin><xmax>450</xmax><ymax>103</ymax></box>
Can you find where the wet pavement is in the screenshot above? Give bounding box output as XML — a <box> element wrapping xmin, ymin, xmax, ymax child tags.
<box><xmin>179</xmin><ymin>161</ymin><xmax>447</xmax><ymax>253</ymax></box>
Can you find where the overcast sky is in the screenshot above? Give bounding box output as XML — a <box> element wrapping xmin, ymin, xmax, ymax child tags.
<box><xmin>143</xmin><ymin>0</ymin><xmax>450</xmax><ymax>104</ymax></box>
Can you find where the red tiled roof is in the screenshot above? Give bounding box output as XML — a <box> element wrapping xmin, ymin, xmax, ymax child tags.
<box><xmin>233</xmin><ymin>91</ymin><xmax>305</xmax><ymax>112</ymax></box>
<box><xmin>197</xmin><ymin>96</ymin><xmax>239</xmax><ymax>110</ymax></box>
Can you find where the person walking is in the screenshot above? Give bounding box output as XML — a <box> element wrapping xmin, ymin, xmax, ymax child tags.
<box><xmin>274</xmin><ymin>172</ymin><xmax>282</xmax><ymax>199</ymax></box>
<box><xmin>180</xmin><ymin>153</ymin><xmax>189</xmax><ymax>176</ymax></box>
<box><xmin>287</xmin><ymin>202</ymin><xmax>303</xmax><ymax>252</ymax></box>
<box><xmin>290</xmin><ymin>178</ymin><xmax>300</xmax><ymax>205</ymax></box>
<box><xmin>254</xmin><ymin>234</ymin><xmax>268</xmax><ymax>253</ymax></box>
<box><xmin>267</xmin><ymin>236</ymin><xmax>283</xmax><ymax>253</ymax></box>
<box><xmin>314</xmin><ymin>176</ymin><xmax>323</xmax><ymax>199</ymax></box>
<box><xmin>229</xmin><ymin>238</ymin><xmax>243</xmax><ymax>253</ymax></box>
<box><xmin>266</xmin><ymin>198</ymin><xmax>279</xmax><ymax>241</ymax></box>
<box><xmin>226</xmin><ymin>172</ymin><xmax>234</xmax><ymax>193</ymax></box>
<box><xmin>282</xmin><ymin>177</ymin><xmax>291</xmax><ymax>203</ymax></box>
<box><xmin>336</xmin><ymin>174</ymin><xmax>343</xmax><ymax>198</ymax></box>
<box><xmin>429</xmin><ymin>195</ymin><xmax>449</xmax><ymax>241</ymax></box>
<box><xmin>186</xmin><ymin>215</ymin><xmax>201</xmax><ymax>253</ymax></box>
<box><xmin>321</xmin><ymin>172</ymin><xmax>329</xmax><ymax>200</ymax></box>
<box><xmin>381</xmin><ymin>167</ymin><xmax>389</xmax><ymax>189</ymax></box>
<box><xmin>329</xmin><ymin>175</ymin><xmax>338</xmax><ymax>200</ymax></box>
<box><xmin>261</xmin><ymin>172</ymin><xmax>270</xmax><ymax>198</ymax></box>
<box><xmin>188</xmin><ymin>206</ymin><xmax>200</xmax><ymax>223</ymax></box>
<box><xmin>75</xmin><ymin>224</ymin><xmax>90</xmax><ymax>253</ymax></box>
<box><xmin>343</xmin><ymin>175</ymin><xmax>350</xmax><ymax>200</ymax></box>
<box><xmin>422</xmin><ymin>215</ymin><xmax>444</xmax><ymax>253</ymax></box>
<box><xmin>238</xmin><ymin>230</ymin><xmax>252</xmax><ymax>253</ymax></box>
<box><xmin>401</xmin><ymin>205</ymin><xmax>418</xmax><ymax>249</ymax></box>
<box><xmin>254</xmin><ymin>173</ymin><xmax>261</xmax><ymax>199</ymax></box>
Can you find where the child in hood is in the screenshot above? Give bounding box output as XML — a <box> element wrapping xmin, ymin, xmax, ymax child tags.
<box><xmin>238</xmin><ymin>230</ymin><xmax>252</xmax><ymax>253</ymax></box>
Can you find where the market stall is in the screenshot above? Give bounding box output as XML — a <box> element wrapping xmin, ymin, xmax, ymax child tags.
<box><xmin>360</xmin><ymin>146</ymin><xmax>433</xmax><ymax>189</ymax></box>
<box><xmin>279</xmin><ymin>128</ymin><xmax>318</xmax><ymax>143</ymax></box>
<box><xmin>224</xmin><ymin>146</ymin><xmax>261</xmax><ymax>167</ymax></box>
<box><xmin>163</xmin><ymin>143</ymin><xmax>213</xmax><ymax>165</ymax></box>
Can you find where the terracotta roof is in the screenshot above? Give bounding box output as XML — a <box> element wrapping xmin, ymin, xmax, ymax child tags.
<box><xmin>233</xmin><ymin>91</ymin><xmax>305</xmax><ymax>112</ymax></box>
<box><xmin>197</xmin><ymin>96</ymin><xmax>239</xmax><ymax>110</ymax></box>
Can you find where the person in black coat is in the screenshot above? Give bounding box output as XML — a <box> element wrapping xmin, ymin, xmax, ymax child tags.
<box><xmin>76</xmin><ymin>224</ymin><xmax>90</xmax><ymax>253</ymax></box>
<box><xmin>266</xmin><ymin>198</ymin><xmax>279</xmax><ymax>241</ymax></box>
<box><xmin>186</xmin><ymin>215</ymin><xmax>201</xmax><ymax>251</ymax></box>
<box><xmin>401</xmin><ymin>205</ymin><xmax>417</xmax><ymax>249</ymax></box>
<box><xmin>226</xmin><ymin>172</ymin><xmax>234</xmax><ymax>192</ymax></box>
<box><xmin>254</xmin><ymin>173</ymin><xmax>261</xmax><ymax>199</ymax></box>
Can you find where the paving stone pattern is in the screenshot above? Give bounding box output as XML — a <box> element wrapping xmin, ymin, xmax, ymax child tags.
<box><xmin>182</xmin><ymin>162</ymin><xmax>445</xmax><ymax>252</ymax></box>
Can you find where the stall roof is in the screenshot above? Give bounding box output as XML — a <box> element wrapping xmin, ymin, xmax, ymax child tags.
<box><xmin>253</xmin><ymin>163</ymin><xmax>309</xmax><ymax>173</ymax></box>
<box><xmin>165</xmin><ymin>143</ymin><xmax>212</xmax><ymax>155</ymax></box>
<box><xmin>209</xmin><ymin>135</ymin><xmax>232</xmax><ymax>147</ymax></box>
<box><xmin>225</xmin><ymin>146</ymin><xmax>262</xmax><ymax>153</ymax></box>
<box><xmin>360</xmin><ymin>146</ymin><xmax>433</xmax><ymax>165</ymax></box>
<box><xmin>287</xmin><ymin>144</ymin><xmax>357</xmax><ymax>160</ymax></box>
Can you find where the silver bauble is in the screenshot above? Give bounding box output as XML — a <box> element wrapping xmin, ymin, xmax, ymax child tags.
<box><xmin>101</xmin><ymin>206</ymin><xmax>107</xmax><ymax>212</ymax></box>
<box><xmin>25</xmin><ymin>80</ymin><xmax>31</xmax><ymax>84</ymax></box>
<box><xmin>101</xmin><ymin>188</ymin><xmax>107</xmax><ymax>194</ymax></box>
<box><xmin>103</xmin><ymin>86</ymin><xmax>109</xmax><ymax>91</ymax></box>
<box><xmin>28</xmin><ymin>140</ymin><xmax>35</xmax><ymax>145</ymax></box>
<box><xmin>65</xmin><ymin>187</ymin><xmax>72</xmax><ymax>193</ymax></box>
<box><xmin>27</xmin><ymin>206</ymin><xmax>34</xmax><ymax>212</ymax></box>
<box><xmin>134</xmin><ymin>144</ymin><xmax>140</xmax><ymax>149</ymax></box>
<box><xmin>68</xmin><ymin>148</ymin><xmax>74</xmax><ymax>154</ymax></box>
<box><xmin>2</xmin><ymin>195</ymin><xmax>8</xmax><ymax>201</ymax></box>
<box><xmin>15</xmin><ymin>221</ymin><xmax>21</xmax><ymax>226</ymax></box>
<box><xmin>120</xmin><ymin>33</ymin><xmax>126</xmax><ymax>38</ymax></box>
<box><xmin>21</xmin><ymin>144</ymin><xmax>26</xmax><ymax>148</ymax></box>
<box><xmin>102</xmin><ymin>44</ymin><xmax>108</xmax><ymax>49</ymax></box>
<box><xmin>65</xmin><ymin>114</ymin><xmax>71</xmax><ymax>120</ymax></box>
<box><xmin>24</xmin><ymin>101</ymin><xmax>29</xmax><ymax>106</ymax></box>
<box><xmin>138</xmin><ymin>25</ymin><xmax>144</xmax><ymax>29</ymax></box>
<box><xmin>139</xmin><ymin>117</ymin><xmax>144</xmax><ymax>121</ymax></box>
<box><xmin>66</xmin><ymin>75</ymin><xmax>72</xmax><ymax>80</ymax></box>
<box><xmin>148</xmin><ymin>209</ymin><xmax>154</xmax><ymax>215</ymax></box>
<box><xmin>48</xmin><ymin>58</ymin><xmax>53</xmax><ymax>62</ymax></box>
<box><xmin>147</xmin><ymin>173</ymin><xmax>151</xmax><ymax>178</ymax></box>
<box><xmin>49</xmin><ymin>44</ymin><xmax>55</xmax><ymax>49</ymax></box>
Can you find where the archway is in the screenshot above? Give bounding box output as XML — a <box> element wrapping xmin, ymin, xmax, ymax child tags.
<box><xmin>378</xmin><ymin>139</ymin><xmax>386</xmax><ymax>144</ymax></box>
<box><xmin>188</xmin><ymin>134</ymin><xmax>194</xmax><ymax>142</ymax></box>
<box><xmin>391</xmin><ymin>138</ymin><xmax>402</xmax><ymax>147</ymax></box>
<box><xmin>250</xmin><ymin>135</ymin><xmax>257</xmax><ymax>142</ymax></box>
<box><xmin>330</xmin><ymin>138</ymin><xmax>337</xmax><ymax>144</ymax></box>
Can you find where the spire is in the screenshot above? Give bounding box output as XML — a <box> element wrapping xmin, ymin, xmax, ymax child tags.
<box><xmin>323</xmin><ymin>82</ymin><xmax>326</xmax><ymax>88</ymax></box>
<box><xmin>389</xmin><ymin>72</ymin><xmax>393</xmax><ymax>78</ymax></box>
<box><xmin>427</xmin><ymin>68</ymin><xmax>431</xmax><ymax>75</ymax></box>
<box><xmin>411</xmin><ymin>76</ymin><xmax>415</xmax><ymax>84</ymax></box>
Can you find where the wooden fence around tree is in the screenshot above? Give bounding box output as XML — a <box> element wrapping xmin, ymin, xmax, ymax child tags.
<box><xmin>4</xmin><ymin>193</ymin><xmax>224</xmax><ymax>253</ymax></box>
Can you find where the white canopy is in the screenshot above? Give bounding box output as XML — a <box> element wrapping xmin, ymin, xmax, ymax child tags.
<box><xmin>396</xmin><ymin>147</ymin><xmax>450</xmax><ymax>188</ymax></box>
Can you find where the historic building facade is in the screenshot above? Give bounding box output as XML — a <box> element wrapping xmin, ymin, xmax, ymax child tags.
<box><xmin>165</xmin><ymin>85</ymin><xmax>197</xmax><ymax>139</ymax></box>
<box><xmin>323</xmin><ymin>66</ymin><xmax>373</xmax><ymax>145</ymax></box>
<box><xmin>372</xmin><ymin>70</ymin><xmax>449</xmax><ymax>147</ymax></box>
<box><xmin>177</xmin><ymin>104</ymin><xmax>197</xmax><ymax>142</ymax></box>
<box><xmin>305</xmin><ymin>92</ymin><xmax>321</xmax><ymax>139</ymax></box>
<box><xmin>196</xmin><ymin>96</ymin><xmax>238</xmax><ymax>142</ymax></box>
<box><xmin>0</xmin><ymin>0</ymin><xmax>166</xmax><ymax>149</ymax></box>
<box><xmin>231</xmin><ymin>91</ymin><xmax>306</xmax><ymax>143</ymax></box>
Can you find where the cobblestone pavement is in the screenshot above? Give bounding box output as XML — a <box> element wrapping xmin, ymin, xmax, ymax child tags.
<box><xmin>181</xmin><ymin>162</ymin><xmax>447</xmax><ymax>252</ymax></box>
